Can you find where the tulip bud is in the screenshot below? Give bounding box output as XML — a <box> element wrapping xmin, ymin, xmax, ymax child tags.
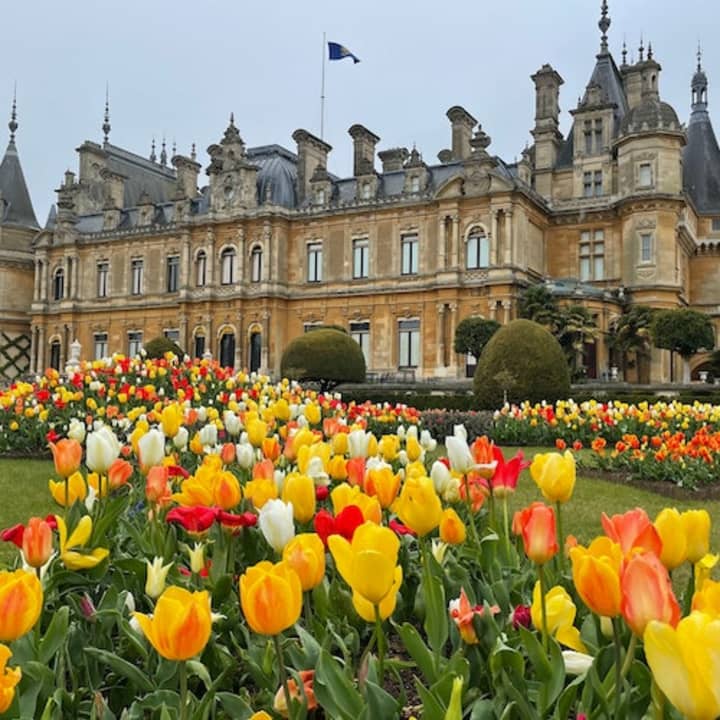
<box><xmin>80</xmin><ymin>593</ymin><xmax>97</xmax><ymax>622</ymax></box>
<box><xmin>223</xmin><ymin>411</ymin><xmax>242</xmax><ymax>437</ymax></box>
<box><xmin>562</xmin><ymin>650</ymin><xmax>593</xmax><ymax>676</ymax></box>
<box><xmin>431</xmin><ymin>539</ymin><xmax>448</xmax><ymax>565</ymax></box>
<box><xmin>22</xmin><ymin>517</ymin><xmax>53</xmax><ymax>568</ymax></box>
<box><xmin>187</xmin><ymin>543</ymin><xmax>206</xmax><ymax>575</ymax></box>
<box><xmin>67</xmin><ymin>418</ymin><xmax>86</xmax><ymax>444</ymax></box>
<box><xmin>145</xmin><ymin>557</ymin><xmax>172</xmax><ymax>599</ymax></box>
<box><xmin>511</xmin><ymin>604</ymin><xmax>532</xmax><ymax>629</ymax></box>
<box><xmin>259</xmin><ymin>499</ymin><xmax>295</xmax><ymax>553</ymax></box>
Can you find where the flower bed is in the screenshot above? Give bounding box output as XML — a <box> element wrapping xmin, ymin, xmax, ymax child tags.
<box><xmin>0</xmin><ymin>357</ymin><xmax>718</xmax><ymax>718</ymax></box>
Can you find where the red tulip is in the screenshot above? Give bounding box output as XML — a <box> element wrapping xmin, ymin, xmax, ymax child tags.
<box><xmin>512</xmin><ymin>502</ymin><xmax>558</xmax><ymax>565</ymax></box>
<box><xmin>491</xmin><ymin>450</ymin><xmax>530</xmax><ymax>499</ymax></box>
<box><xmin>313</xmin><ymin>505</ymin><xmax>364</xmax><ymax>546</ymax></box>
<box><xmin>166</xmin><ymin>505</ymin><xmax>218</xmax><ymax>534</ymax></box>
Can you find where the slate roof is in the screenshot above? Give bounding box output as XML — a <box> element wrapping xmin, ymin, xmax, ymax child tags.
<box><xmin>0</xmin><ymin>140</ymin><xmax>39</xmax><ymax>228</ymax></box>
<box><xmin>104</xmin><ymin>143</ymin><xmax>177</xmax><ymax>207</ymax></box>
<box><xmin>620</xmin><ymin>98</ymin><xmax>681</xmax><ymax>135</ymax></box>
<box><xmin>684</xmin><ymin>105</ymin><xmax>720</xmax><ymax>214</ymax></box>
<box><xmin>248</xmin><ymin>145</ymin><xmax>298</xmax><ymax>208</ymax></box>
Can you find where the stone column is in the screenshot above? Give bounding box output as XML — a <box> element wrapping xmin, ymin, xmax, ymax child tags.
<box><xmin>29</xmin><ymin>326</ymin><xmax>36</xmax><ymax>374</ymax></box>
<box><xmin>37</xmin><ymin>325</ymin><xmax>45</xmax><ymax>372</ymax></box>
<box><xmin>234</xmin><ymin>313</ymin><xmax>243</xmax><ymax>370</ymax></box>
<box><xmin>40</xmin><ymin>260</ymin><xmax>48</xmax><ymax>301</ymax></box>
<box><xmin>181</xmin><ymin>232</ymin><xmax>191</xmax><ymax>290</ymax></box>
<box><xmin>206</xmin><ymin>316</ymin><xmax>213</xmax><ymax>356</ymax></box>
<box><xmin>488</xmin><ymin>299</ymin><xmax>497</xmax><ymax>321</ymax></box>
<box><xmin>491</xmin><ymin>210</ymin><xmax>500</xmax><ymax>265</ymax></box>
<box><xmin>206</xmin><ymin>228</ymin><xmax>216</xmax><ymax>287</ymax></box>
<box><xmin>502</xmin><ymin>300</ymin><xmax>512</xmax><ymax>324</ymax></box>
<box><xmin>451</xmin><ymin>216</ymin><xmax>460</xmax><ymax>268</ymax></box>
<box><xmin>236</xmin><ymin>227</ymin><xmax>246</xmax><ymax>282</ymax></box>
<box><xmin>73</xmin><ymin>255</ymin><xmax>80</xmax><ymax>299</ymax></box>
<box><xmin>33</xmin><ymin>262</ymin><xmax>40</xmax><ymax>301</ymax></box>
<box><xmin>448</xmin><ymin>303</ymin><xmax>458</xmax><ymax>375</ymax></box>
<box><xmin>179</xmin><ymin>315</ymin><xmax>188</xmax><ymax>355</ymax></box>
<box><xmin>435</xmin><ymin>303</ymin><xmax>446</xmax><ymax>369</ymax></box>
<box><xmin>64</xmin><ymin>257</ymin><xmax>71</xmax><ymax>299</ymax></box>
<box><xmin>437</xmin><ymin>218</ymin><xmax>447</xmax><ymax>271</ymax></box>
<box><xmin>261</xmin><ymin>310</ymin><xmax>270</xmax><ymax>373</ymax></box>
<box><xmin>504</xmin><ymin>209</ymin><xmax>514</xmax><ymax>265</ymax></box>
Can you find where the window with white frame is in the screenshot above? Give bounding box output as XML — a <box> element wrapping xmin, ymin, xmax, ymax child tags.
<box><xmin>640</xmin><ymin>233</ymin><xmax>654</xmax><ymax>264</ymax></box>
<box><xmin>315</xmin><ymin>188</ymin><xmax>326</xmax><ymax>205</ymax></box>
<box><xmin>466</xmin><ymin>228</ymin><xmax>490</xmax><ymax>269</ymax></box>
<box><xmin>251</xmin><ymin>246</ymin><xmax>262</xmax><ymax>283</ymax></box>
<box><xmin>196</xmin><ymin>251</ymin><xmax>207</xmax><ymax>287</ymax></box>
<box><xmin>409</xmin><ymin>176</ymin><xmax>420</xmax><ymax>193</ymax></box>
<box><xmin>128</xmin><ymin>331</ymin><xmax>143</xmax><ymax>357</ymax></box>
<box><xmin>401</xmin><ymin>233</ymin><xmax>419</xmax><ymax>275</ymax></box>
<box><xmin>579</xmin><ymin>230</ymin><xmax>605</xmax><ymax>281</ymax></box>
<box><xmin>97</xmin><ymin>261</ymin><xmax>109</xmax><ymax>298</ymax></box>
<box><xmin>361</xmin><ymin>182</ymin><xmax>371</xmax><ymax>200</ymax></box>
<box><xmin>638</xmin><ymin>163</ymin><xmax>653</xmax><ymax>188</ymax></box>
<box><xmin>164</xmin><ymin>329</ymin><xmax>180</xmax><ymax>344</ymax></box>
<box><xmin>307</xmin><ymin>242</ymin><xmax>323</xmax><ymax>282</ymax></box>
<box><xmin>94</xmin><ymin>332</ymin><xmax>108</xmax><ymax>360</ymax></box>
<box><xmin>303</xmin><ymin>322</ymin><xmax>322</xmax><ymax>333</ymax></box>
<box><xmin>583</xmin><ymin>171</ymin><xmax>603</xmax><ymax>197</ymax></box>
<box><xmin>353</xmin><ymin>238</ymin><xmax>369</xmax><ymax>279</ymax></box>
<box><xmin>398</xmin><ymin>319</ymin><xmax>420</xmax><ymax>368</ymax></box>
<box><xmin>130</xmin><ymin>259</ymin><xmax>143</xmax><ymax>295</ymax></box>
<box><xmin>712</xmin><ymin>218</ymin><xmax>720</xmax><ymax>233</ymax></box>
<box><xmin>167</xmin><ymin>255</ymin><xmax>180</xmax><ymax>293</ymax></box>
<box><xmin>350</xmin><ymin>321</ymin><xmax>370</xmax><ymax>363</ymax></box>
<box><xmin>53</xmin><ymin>268</ymin><xmax>64</xmax><ymax>301</ymax></box>
<box><xmin>220</xmin><ymin>248</ymin><xmax>235</xmax><ymax>285</ymax></box>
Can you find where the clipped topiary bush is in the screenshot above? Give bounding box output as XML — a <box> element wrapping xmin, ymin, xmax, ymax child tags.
<box><xmin>281</xmin><ymin>328</ymin><xmax>366</xmax><ymax>390</ymax></box>
<box><xmin>143</xmin><ymin>336</ymin><xmax>184</xmax><ymax>360</ymax></box>
<box><xmin>474</xmin><ymin>319</ymin><xmax>570</xmax><ymax>409</ymax></box>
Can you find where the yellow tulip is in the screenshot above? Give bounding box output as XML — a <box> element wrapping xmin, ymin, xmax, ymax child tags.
<box><xmin>134</xmin><ymin>586</ymin><xmax>212</xmax><ymax>660</ymax></box>
<box><xmin>645</xmin><ymin>612</ymin><xmax>720</xmax><ymax>720</ymax></box>
<box><xmin>696</xmin><ymin>553</ymin><xmax>720</xmax><ymax>591</ymax></box>
<box><xmin>405</xmin><ymin>435</ymin><xmax>423</xmax><ymax>462</ymax></box>
<box><xmin>377</xmin><ymin>435</ymin><xmax>400</xmax><ymax>462</ymax></box>
<box><xmin>331</xmin><ymin>483</ymin><xmax>381</xmax><ymax>524</ymax></box>
<box><xmin>282</xmin><ymin>473</ymin><xmax>316</xmax><ymax>524</ymax></box>
<box><xmin>0</xmin><ymin>644</ymin><xmax>21</xmax><ymax>714</ymax></box>
<box><xmin>332</xmin><ymin>432</ymin><xmax>348</xmax><ymax>456</ymax></box>
<box><xmin>654</xmin><ymin>508</ymin><xmax>688</xmax><ymax>570</ymax></box>
<box><xmin>531</xmin><ymin>582</ymin><xmax>586</xmax><ymax>652</ymax></box>
<box><xmin>530</xmin><ymin>450</ymin><xmax>576</xmax><ymax>504</ymax></box>
<box><xmin>48</xmin><ymin>471</ymin><xmax>87</xmax><ymax>507</ymax></box>
<box><xmin>683</xmin><ymin>510</ymin><xmax>711</xmax><ymax>564</ymax></box>
<box><xmin>328</xmin><ymin>522</ymin><xmax>400</xmax><ymax>607</ymax></box>
<box><xmin>247</xmin><ymin>419</ymin><xmax>268</xmax><ymax>447</ymax></box>
<box><xmin>364</xmin><ymin>466</ymin><xmax>401</xmax><ymax>509</ymax></box>
<box><xmin>304</xmin><ymin>403</ymin><xmax>321</xmax><ymax>426</ymax></box>
<box><xmin>282</xmin><ymin>534</ymin><xmax>326</xmax><ymax>591</ymax></box>
<box><xmin>160</xmin><ymin>403</ymin><xmax>184</xmax><ymax>438</ymax></box>
<box><xmin>327</xmin><ymin>455</ymin><xmax>348</xmax><ymax>481</ymax></box>
<box><xmin>56</xmin><ymin>515</ymin><xmax>110</xmax><ymax>571</ymax></box>
<box><xmin>297</xmin><ymin>443</ymin><xmax>330</xmax><ymax>474</ymax></box>
<box><xmin>692</xmin><ymin>579</ymin><xmax>720</xmax><ymax>617</ymax></box>
<box><xmin>240</xmin><ymin>561</ymin><xmax>302</xmax><ymax>635</ymax></box>
<box><xmin>392</xmin><ymin>475</ymin><xmax>443</xmax><ymax>537</ymax></box>
<box><xmin>0</xmin><ymin>570</ymin><xmax>43</xmax><ymax>642</ymax></box>
<box><xmin>352</xmin><ymin>565</ymin><xmax>403</xmax><ymax>622</ymax></box>
<box><xmin>245</xmin><ymin>478</ymin><xmax>278</xmax><ymax>509</ymax></box>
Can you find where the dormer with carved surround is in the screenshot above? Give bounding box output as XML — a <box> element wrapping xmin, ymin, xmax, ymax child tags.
<box><xmin>309</xmin><ymin>164</ymin><xmax>332</xmax><ymax>207</ymax></box>
<box><xmin>403</xmin><ymin>148</ymin><xmax>428</xmax><ymax>195</ymax></box>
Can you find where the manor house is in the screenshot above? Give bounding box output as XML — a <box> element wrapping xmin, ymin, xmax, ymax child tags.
<box><xmin>2</xmin><ymin>3</ymin><xmax>719</xmax><ymax>383</ymax></box>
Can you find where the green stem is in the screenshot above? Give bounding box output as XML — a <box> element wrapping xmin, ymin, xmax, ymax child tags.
<box><xmin>501</xmin><ymin>495</ymin><xmax>512</xmax><ymax>565</ymax></box>
<box><xmin>555</xmin><ymin>501</ymin><xmax>566</xmax><ymax>574</ymax></box>
<box><xmin>620</xmin><ymin>633</ymin><xmax>638</xmax><ymax>680</ymax></box>
<box><xmin>357</xmin><ymin>627</ymin><xmax>377</xmax><ymax>679</ymax></box>
<box><xmin>178</xmin><ymin>660</ymin><xmax>188</xmax><ymax>720</ymax></box>
<box><xmin>487</xmin><ymin>488</ymin><xmax>497</xmax><ymax>532</ymax></box>
<box><xmin>274</xmin><ymin>634</ymin><xmax>296</xmax><ymax>720</ymax></box>
<box><xmin>464</xmin><ymin>475</ymin><xmax>481</xmax><ymax>548</ymax></box>
<box><xmin>303</xmin><ymin>591</ymin><xmax>313</xmax><ymax>630</ymax></box>
<box><xmin>611</xmin><ymin>617</ymin><xmax>623</xmax><ymax>718</ymax></box>
<box><xmin>537</xmin><ymin>563</ymin><xmax>549</xmax><ymax>653</ymax></box>
<box><xmin>64</xmin><ymin>476</ymin><xmax>70</xmax><ymax>518</ymax></box>
<box><xmin>683</xmin><ymin>563</ymin><xmax>696</xmax><ymax>617</ymax></box>
<box><xmin>374</xmin><ymin>604</ymin><xmax>386</xmax><ymax>686</ymax></box>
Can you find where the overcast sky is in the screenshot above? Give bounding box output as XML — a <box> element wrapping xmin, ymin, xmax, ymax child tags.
<box><xmin>1</xmin><ymin>0</ymin><xmax>714</xmax><ymax>223</ymax></box>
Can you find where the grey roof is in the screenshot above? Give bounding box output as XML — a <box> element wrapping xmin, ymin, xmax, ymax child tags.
<box><xmin>684</xmin><ymin>106</ymin><xmax>720</xmax><ymax>213</ymax></box>
<box><xmin>620</xmin><ymin>98</ymin><xmax>681</xmax><ymax>135</ymax></box>
<box><xmin>105</xmin><ymin>143</ymin><xmax>177</xmax><ymax>208</ymax></box>
<box><xmin>546</xmin><ymin>278</ymin><xmax>609</xmax><ymax>299</ymax></box>
<box><xmin>248</xmin><ymin>145</ymin><xmax>298</xmax><ymax>208</ymax></box>
<box><xmin>45</xmin><ymin>204</ymin><xmax>57</xmax><ymax>230</ymax></box>
<box><xmin>0</xmin><ymin>141</ymin><xmax>39</xmax><ymax>228</ymax></box>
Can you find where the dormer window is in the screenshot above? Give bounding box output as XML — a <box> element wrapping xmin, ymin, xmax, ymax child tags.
<box><xmin>712</xmin><ymin>218</ymin><xmax>720</xmax><ymax>233</ymax></box>
<box><xmin>361</xmin><ymin>182</ymin><xmax>371</xmax><ymax>200</ymax></box>
<box><xmin>315</xmin><ymin>188</ymin><xmax>326</xmax><ymax>205</ymax></box>
<box><xmin>410</xmin><ymin>176</ymin><xmax>420</xmax><ymax>193</ymax></box>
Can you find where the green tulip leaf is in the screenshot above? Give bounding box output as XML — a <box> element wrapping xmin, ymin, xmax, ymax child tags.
<box><xmin>84</xmin><ymin>647</ymin><xmax>154</xmax><ymax>692</ymax></box>
<box><xmin>397</xmin><ymin>622</ymin><xmax>437</xmax><ymax>684</ymax></box>
<box><xmin>38</xmin><ymin>606</ymin><xmax>69</xmax><ymax>665</ymax></box>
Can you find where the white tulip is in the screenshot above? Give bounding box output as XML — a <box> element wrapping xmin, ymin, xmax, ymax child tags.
<box><xmin>398</xmin><ymin>450</ymin><xmax>409</xmax><ymax>466</ymax></box>
<box><xmin>186</xmin><ymin>543</ymin><xmax>205</xmax><ymax>575</ymax></box>
<box><xmin>223</xmin><ymin>411</ymin><xmax>242</xmax><ymax>437</ymax></box>
<box><xmin>397</xmin><ymin>425</ymin><xmax>406</xmax><ymax>440</ymax></box>
<box><xmin>296</xmin><ymin>415</ymin><xmax>309</xmax><ymax>429</ymax></box>
<box><xmin>84</xmin><ymin>485</ymin><xmax>97</xmax><ymax>513</ymax></box>
<box><xmin>198</xmin><ymin>423</ymin><xmax>217</xmax><ymax>448</ymax></box>
<box><xmin>145</xmin><ymin>557</ymin><xmax>172</xmax><ymax>599</ymax></box>
<box><xmin>197</xmin><ymin>407</ymin><xmax>207</xmax><ymax>423</ymax></box>
<box><xmin>173</xmin><ymin>427</ymin><xmax>189</xmax><ymax>451</ymax></box>
<box><xmin>431</xmin><ymin>539</ymin><xmax>448</xmax><ymax>565</ymax></box>
<box><xmin>86</xmin><ymin>425</ymin><xmax>121</xmax><ymax>473</ymax></box>
<box><xmin>430</xmin><ymin>460</ymin><xmax>461</xmax><ymax>502</ymax></box>
<box><xmin>306</xmin><ymin>456</ymin><xmax>329</xmax><ymax>487</ymax></box>
<box><xmin>453</xmin><ymin>424</ymin><xmax>468</xmax><ymax>442</ymax></box>
<box><xmin>67</xmin><ymin>418</ymin><xmax>86</xmax><ymax>444</ymax></box>
<box><xmin>258</xmin><ymin>499</ymin><xmax>295</xmax><ymax>553</ymax></box>
<box><xmin>445</xmin><ymin>435</ymin><xmax>475</xmax><ymax>474</ymax></box>
<box><xmin>562</xmin><ymin>651</ymin><xmax>594</xmax><ymax>676</ymax></box>
<box><xmin>236</xmin><ymin>443</ymin><xmax>255</xmax><ymax>469</ymax></box>
<box><xmin>348</xmin><ymin>429</ymin><xmax>371</xmax><ymax>458</ymax></box>
<box><xmin>420</xmin><ymin>430</ymin><xmax>437</xmax><ymax>452</ymax></box>
<box><xmin>138</xmin><ymin>428</ymin><xmax>166</xmax><ymax>470</ymax></box>
<box><xmin>273</xmin><ymin>469</ymin><xmax>286</xmax><ymax>492</ymax></box>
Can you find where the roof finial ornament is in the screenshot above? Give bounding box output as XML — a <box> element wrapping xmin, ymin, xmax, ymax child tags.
<box><xmin>102</xmin><ymin>84</ymin><xmax>111</xmax><ymax>146</ymax></box>
<box><xmin>639</xmin><ymin>34</ymin><xmax>645</xmax><ymax>62</ymax></box>
<box><xmin>647</xmin><ymin>41</ymin><xmax>654</xmax><ymax>61</ymax></box>
<box><xmin>8</xmin><ymin>83</ymin><xmax>17</xmax><ymax>143</ymax></box>
<box><xmin>598</xmin><ymin>0</ymin><xmax>611</xmax><ymax>53</ymax></box>
<box><xmin>160</xmin><ymin>136</ymin><xmax>168</xmax><ymax>166</ymax></box>
<box><xmin>622</xmin><ymin>37</ymin><xmax>628</xmax><ymax>65</ymax></box>
<box><xmin>229</xmin><ymin>112</ymin><xmax>235</xmax><ymax>126</ymax></box>
<box><xmin>697</xmin><ymin>42</ymin><xmax>703</xmax><ymax>72</ymax></box>
<box><xmin>172</xmin><ymin>139</ymin><xmax>177</xmax><ymax>156</ymax></box>
<box><xmin>150</xmin><ymin>137</ymin><xmax>157</xmax><ymax>163</ymax></box>
<box><xmin>191</xmin><ymin>142</ymin><xmax>197</xmax><ymax>161</ymax></box>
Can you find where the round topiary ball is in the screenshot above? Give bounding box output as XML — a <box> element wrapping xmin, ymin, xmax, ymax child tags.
<box><xmin>473</xmin><ymin>319</ymin><xmax>570</xmax><ymax>409</ymax></box>
<box><xmin>143</xmin><ymin>336</ymin><xmax>184</xmax><ymax>360</ymax></box>
<box><xmin>281</xmin><ymin>328</ymin><xmax>366</xmax><ymax>390</ymax></box>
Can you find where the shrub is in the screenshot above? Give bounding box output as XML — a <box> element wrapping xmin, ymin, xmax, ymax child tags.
<box><xmin>143</xmin><ymin>336</ymin><xmax>184</xmax><ymax>359</ymax></box>
<box><xmin>474</xmin><ymin>319</ymin><xmax>570</xmax><ymax>409</ymax></box>
<box><xmin>281</xmin><ymin>329</ymin><xmax>365</xmax><ymax>390</ymax></box>
<box><xmin>453</xmin><ymin>317</ymin><xmax>501</xmax><ymax>361</ymax></box>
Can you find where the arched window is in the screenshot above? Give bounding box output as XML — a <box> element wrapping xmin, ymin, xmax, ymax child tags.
<box><xmin>49</xmin><ymin>340</ymin><xmax>62</xmax><ymax>370</ymax></box>
<box><xmin>251</xmin><ymin>246</ymin><xmax>263</xmax><ymax>283</ymax></box>
<box><xmin>53</xmin><ymin>268</ymin><xmax>65</xmax><ymax>301</ymax></box>
<box><xmin>196</xmin><ymin>251</ymin><xmax>207</xmax><ymax>287</ymax></box>
<box><xmin>219</xmin><ymin>331</ymin><xmax>236</xmax><ymax>369</ymax></box>
<box><xmin>220</xmin><ymin>248</ymin><xmax>235</xmax><ymax>285</ymax></box>
<box><xmin>193</xmin><ymin>331</ymin><xmax>206</xmax><ymax>359</ymax></box>
<box><xmin>466</xmin><ymin>228</ymin><xmax>490</xmax><ymax>269</ymax></box>
<box><xmin>249</xmin><ymin>325</ymin><xmax>262</xmax><ymax>372</ymax></box>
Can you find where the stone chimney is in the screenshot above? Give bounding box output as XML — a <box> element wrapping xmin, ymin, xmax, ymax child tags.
<box><xmin>348</xmin><ymin>124</ymin><xmax>380</xmax><ymax>175</ymax></box>
<box><xmin>100</xmin><ymin>168</ymin><xmax>125</xmax><ymax>209</ymax></box>
<box><xmin>292</xmin><ymin>129</ymin><xmax>332</xmax><ymax>204</ymax></box>
<box><xmin>378</xmin><ymin>147</ymin><xmax>409</xmax><ymax>173</ymax></box>
<box><xmin>172</xmin><ymin>155</ymin><xmax>201</xmax><ymax>198</ymax></box>
<box><xmin>446</xmin><ymin>106</ymin><xmax>477</xmax><ymax>161</ymax></box>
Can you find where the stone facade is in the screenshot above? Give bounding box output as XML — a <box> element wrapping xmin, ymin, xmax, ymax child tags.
<box><xmin>5</xmin><ymin>5</ymin><xmax>720</xmax><ymax>382</ymax></box>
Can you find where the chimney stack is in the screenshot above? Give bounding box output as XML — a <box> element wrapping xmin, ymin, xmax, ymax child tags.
<box><xmin>348</xmin><ymin>124</ymin><xmax>380</xmax><ymax>175</ymax></box>
<box><xmin>292</xmin><ymin>129</ymin><xmax>332</xmax><ymax>204</ymax></box>
<box><xmin>378</xmin><ymin>147</ymin><xmax>409</xmax><ymax>173</ymax></box>
<box><xmin>446</xmin><ymin>106</ymin><xmax>477</xmax><ymax>161</ymax></box>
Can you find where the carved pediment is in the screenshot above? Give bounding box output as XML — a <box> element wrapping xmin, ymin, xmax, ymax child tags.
<box><xmin>433</xmin><ymin>175</ymin><xmax>464</xmax><ymax>200</ymax></box>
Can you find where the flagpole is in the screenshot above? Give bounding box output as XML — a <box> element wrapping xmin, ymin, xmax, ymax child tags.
<box><xmin>320</xmin><ymin>31</ymin><xmax>326</xmax><ymax>139</ymax></box>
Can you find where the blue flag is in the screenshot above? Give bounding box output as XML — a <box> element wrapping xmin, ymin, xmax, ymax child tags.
<box><xmin>328</xmin><ymin>42</ymin><xmax>360</xmax><ymax>64</ymax></box>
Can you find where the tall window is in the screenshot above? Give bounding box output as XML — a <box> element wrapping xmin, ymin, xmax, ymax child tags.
<box><xmin>196</xmin><ymin>251</ymin><xmax>207</xmax><ymax>287</ymax></box>
<box><xmin>128</xmin><ymin>331</ymin><xmax>143</xmax><ymax>357</ymax></box>
<box><xmin>220</xmin><ymin>248</ymin><xmax>235</xmax><ymax>285</ymax></box>
<box><xmin>53</xmin><ymin>268</ymin><xmax>65</xmax><ymax>301</ymax></box>
<box><xmin>466</xmin><ymin>229</ymin><xmax>490</xmax><ymax>269</ymax></box>
<box><xmin>94</xmin><ymin>332</ymin><xmax>108</xmax><ymax>360</ymax></box>
<box><xmin>579</xmin><ymin>230</ymin><xmax>605</xmax><ymax>281</ymax></box>
<box><xmin>583</xmin><ymin>171</ymin><xmax>603</xmax><ymax>197</ymax></box>
<box><xmin>194</xmin><ymin>334</ymin><xmax>206</xmax><ymax>359</ymax></box>
<box><xmin>307</xmin><ymin>242</ymin><xmax>323</xmax><ymax>282</ymax></box>
<box><xmin>164</xmin><ymin>329</ymin><xmax>180</xmax><ymax>344</ymax></box>
<box><xmin>131</xmin><ymin>259</ymin><xmax>143</xmax><ymax>296</ymax></box>
<box><xmin>97</xmin><ymin>262</ymin><xmax>109</xmax><ymax>298</ymax></box>
<box><xmin>398</xmin><ymin>319</ymin><xmax>420</xmax><ymax>368</ymax></box>
<box><xmin>350</xmin><ymin>321</ymin><xmax>370</xmax><ymax>364</ymax></box>
<box><xmin>353</xmin><ymin>238</ymin><xmax>369</xmax><ymax>279</ymax></box>
<box><xmin>584</xmin><ymin>120</ymin><xmax>593</xmax><ymax>154</ymax></box>
<box><xmin>167</xmin><ymin>255</ymin><xmax>180</xmax><ymax>293</ymax></box>
<box><xmin>712</xmin><ymin>218</ymin><xmax>720</xmax><ymax>233</ymax></box>
<box><xmin>303</xmin><ymin>322</ymin><xmax>322</xmax><ymax>333</ymax></box>
<box><xmin>638</xmin><ymin>163</ymin><xmax>653</xmax><ymax>188</ymax></box>
<box><xmin>594</xmin><ymin>170</ymin><xmax>603</xmax><ymax>196</ymax></box>
<box><xmin>401</xmin><ymin>234</ymin><xmax>419</xmax><ymax>275</ymax></box>
<box><xmin>640</xmin><ymin>233</ymin><xmax>654</xmax><ymax>264</ymax></box>
<box><xmin>594</xmin><ymin>119</ymin><xmax>603</xmax><ymax>151</ymax></box>
<box><xmin>219</xmin><ymin>332</ymin><xmax>235</xmax><ymax>368</ymax></box>
<box><xmin>50</xmin><ymin>341</ymin><xmax>61</xmax><ymax>371</ymax></box>
<box><xmin>409</xmin><ymin>176</ymin><xmax>420</xmax><ymax>193</ymax></box>
<box><xmin>251</xmin><ymin>246</ymin><xmax>262</xmax><ymax>283</ymax></box>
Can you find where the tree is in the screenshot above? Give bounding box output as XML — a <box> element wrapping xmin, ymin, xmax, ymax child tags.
<box><xmin>143</xmin><ymin>336</ymin><xmax>184</xmax><ymax>360</ymax></box>
<box><xmin>608</xmin><ymin>305</ymin><xmax>655</xmax><ymax>381</ymax></box>
<box><xmin>518</xmin><ymin>284</ymin><xmax>562</xmax><ymax>333</ymax></box>
<box><xmin>652</xmin><ymin>309</ymin><xmax>715</xmax><ymax>383</ymax></box>
<box><xmin>557</xmin><ymin>305</ymin><xmax>600</xmax><ymax>380</ymax></box>
<box><xmin>453</xmin><ymin>317</ymin><xmax>501</xmax><ymax>361</ymax></box>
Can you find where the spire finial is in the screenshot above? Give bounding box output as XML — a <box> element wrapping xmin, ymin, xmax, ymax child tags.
<box><xmin>622</xmin><ymin>37</ymin><xmax>628</xmax><ymax>65</ymax></box>
<box><xmin>698</xmin><ymin>42</ymin><xmax>703</xmax><ymax>72</ymax></box>
<box><xmin>102</xmin><ymin>83</ymin><xmax>111</xmax><ymax>145</ymax></box>
<box><xmin>647</xmin><ymin>41</ymin><xmax>654</xmax><ymax>61</ymax></box>
<box><xmin>191</xmin><ymin>142</ymin><xmax>197</xmax><ymax>161</ymax></box>
<box><xmin>598</xmin><ymin>0</ymin><xmax>611</xmax><ymax>53</ymax></box>
<box><xmin>8</xmin><ymin>83</ymin><xmax>17</xmax><ymax>143</ymax></box>
<box><xmin>639</xmin><ymin>34</ymin><xmax>645</xmax><ymax>62</ymax></box>
<box><xmin>150</xmin><ymin>137</ymin><xmax>157</xmax><ymax>163</ymax></box>
<box><xmin>229</xmin><ymin>112</ymin><xmax>235</xmax><ymax>126</ymax></box>
<box><xmin>172</xmin><ymin>138</ymin><xmax>176</xmax><ymax>156</ymax></box>
<box><xmin>160</xmin><ymin>136</ymin><xmax>167</xmax><ymax>166</ymax></box>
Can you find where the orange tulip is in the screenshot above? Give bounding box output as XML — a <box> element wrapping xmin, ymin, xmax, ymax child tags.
<box><xmin>346</xmin><ymin>457</ymin><xmax>366</xmax><ymax>487</ymax></box>
<box><xmin>107</xmin><ymin>458</ymin><xmax>133</xmax><ymax>490</ymax></box>
<box><xmin>282</xmin><ymin>533</ymin><xmax>325</xmax><ymax>591</ymax></box>
<box><xmin>49</xmin><ymin>438</ymin><xmax>82</xmax><ymax>478</ymax></box>
<box><xmin>262</xmin><ymin>437</ymin><xmax>280</xmax><ymax>461</ymax></box>
<box><xmin>145</xmin><ymin>465</ymin><xmax>172</xmax><ymax>506</ymax></box>
<box><xmin>0</xmin><ymin>570</ymin><xmax>43</xmax><ymax>642</ymax></box>
<box><xmin>22</xmin><ymin>517</ymin><xmax>53</xmax><ymax>568</ymax></box>
<box><xmin>512</xmin><ymin>502</ymin><xmax>558</xmax><ymax>565</ymax></box>
<box><xmin>364</xmin><ymin>466</ymin><xmax>401</xmax><ymax>509</ymax></box>
<box><xmin>448</xmin><ymin>588</ymin><xmax>487</xmax><ymax>644</ymax></box>
<box><xmin>220</xmin><ymin>443</ymin><xmax>236</xmax><ymax>465</ymax></box>
<box><xmin>239</xmin><ymin>560</ymin><xmax>302</xmax><ymax>635</ymax></box>
<box><xmin>621</xmin><ymin>552</ymin><xmax>680</xmax><ymax>636</ymax></box>
<box><xmin>569</xmin><ymin>536</ymin><xmax>622</xmax><ymax>617</ymax></box>
<box><xmin>601</xmin><ymin>508</ymin><xmax>662</xmax><ymax>557</ymax></box>
<box><xmin>273</xmin><ymin>670</ymin><xmax>317</xmax><ymax>717</ymax></box>
<box><xmin>253</xmin><ymin>459</ymin><xmax>275</xmax><ymax>481</ymax></box>
<box><xmin>439</xmin><ymin>508</ymin><xmax>467</xmax><ymax>545</ymax></box>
